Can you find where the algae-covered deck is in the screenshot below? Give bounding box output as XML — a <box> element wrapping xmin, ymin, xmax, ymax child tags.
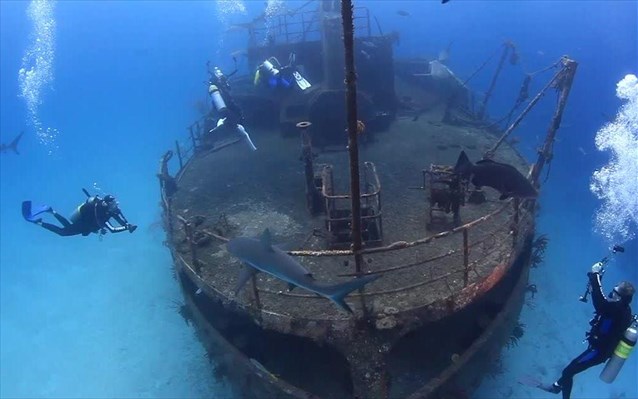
<box><xmin>169</xmin><ymin>111</ymin><xmax>534</xmax><ymax>326</ymax></box>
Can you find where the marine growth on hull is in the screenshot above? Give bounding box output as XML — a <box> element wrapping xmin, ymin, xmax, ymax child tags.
<box><xmin>158</xmin><ymin>2</ymin><xmax>578</xmax><ymax>397</ymax></box>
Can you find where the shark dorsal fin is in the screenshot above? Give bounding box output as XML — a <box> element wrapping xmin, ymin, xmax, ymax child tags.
<box><xmin>454</xmin><ymin>150</ymin><xmax>473</xmax><ymax>176</ymax></box>
<box><xmin>260</xmin><ymin>228</ymin><xmax>274</xmax><ymax>251</ymax></box>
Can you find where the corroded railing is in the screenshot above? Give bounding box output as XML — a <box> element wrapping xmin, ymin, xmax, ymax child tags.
<box><xmin>159</xmin><ymin>57</ymin><xmax>575</xmax><ymax>315</ymax></box>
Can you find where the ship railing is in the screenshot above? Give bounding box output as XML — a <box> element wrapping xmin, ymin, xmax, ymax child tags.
<box><xmin>249</xmin><ymin>5</ymin><xmax>372</xmax><ymax>46</ymax></box>
<box><xmin>159</xmin><ymin>121</ymin><xmax>539</xmax><ymax>311</ymax></box>
<box><xmin>159</xmin><ymin>56</ymin><xmax>577</xmax><ymax>313</ymax></box>
<box><xmin>158</xmin><ymin>114</ymin><xmax>213</xmax><ymax>236</ymax></box>
<box><xmin>157</xmin><ymin>108</ymin><xmax>536</xmax><ymax>296</ymax></box>
<box><xmin>321</xmin><ymin>162</ymin><xmax>383</xmax><ymax>249</ymax></box>
<box><xmin>168</xmin><ymin>175</ymin><xmax>533</xmax><ymax>306</ymax></box>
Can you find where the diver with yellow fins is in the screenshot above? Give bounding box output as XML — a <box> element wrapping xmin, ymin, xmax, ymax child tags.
<box><xmin>520</xmin><ymin>245</ymin><xmax>637</xmax><ymax>398</ymax></box>
<box><xmin>207</xmin><ymin>61</ymin><xmax>257</xmax><ymax>151</ymax></box>
<box><xmin>254</xmin><ymin>52</ymin><xmax>311</xmax><ymax>91</ymax></box>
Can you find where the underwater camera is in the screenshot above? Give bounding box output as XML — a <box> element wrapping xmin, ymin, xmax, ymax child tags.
<box><xmin>579</xmin><ymin>244</ymin><xmax>625</xmax><ymax>303</ymax></box>
<box><xmin>612</xmin><ymin>245</ymin><xmax>625</xmax><ymax>253</ymax></box>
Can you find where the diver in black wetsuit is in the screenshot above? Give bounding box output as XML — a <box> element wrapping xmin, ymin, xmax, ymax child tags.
<box><xmin>207</xmin><ymin>61</ymin><xmax>244</xmax><ymax>126</ymax></box>
<box><xmin>206</xmin><ymin>62</ymin><xmax>257</xmax><ymax>151</ymax></box>
<box><xmin>23</xmin><ymin>194</ymin><xmax>137</xmax><ymax>237</ymax></box>
<box><xmin>544</xmin><ymin>263</ymin><xmax>634</xmax><ymax>398</ymax></box>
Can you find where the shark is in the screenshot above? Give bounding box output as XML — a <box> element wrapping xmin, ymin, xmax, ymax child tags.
<box><xmin>0</xmin><ymin>131</ymin><xmax>24</xmax><ymax>155</ymax></box>
<box><xmin>454</xmin><ymin>150</ymin><xmax>538</xmax><ymax>200</ymax></box>
<box><xmin>227</xmin><ymin>229</ymin><xmax>382</xmax><ymax>313</ymax></box>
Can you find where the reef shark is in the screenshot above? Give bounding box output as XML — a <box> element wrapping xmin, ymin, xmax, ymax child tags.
<box><xmin>0</xmin><ymin>131</ymin><xmax>24</xmax><ymax>155</ymax></box>
<box><xmin>454</xmin><ymin>150</ymin><xmax>538</xmax><ymax>200</ymax></box>
<box><xmin>227</xmin><ymin>229</ymin><xmax>382</xmax><ymax>313</ymax></box>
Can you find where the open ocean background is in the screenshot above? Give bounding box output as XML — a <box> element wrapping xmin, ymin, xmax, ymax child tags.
<box><xmin>1</xmin><ymin>1</ymin><xmax>636</xmax><ymax>398</ymax></box>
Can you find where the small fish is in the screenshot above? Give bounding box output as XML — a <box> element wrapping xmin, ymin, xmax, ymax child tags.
<box><xmin>225</xmin><ymin>23</ymin><xmax>252</xmax><ymax>33</ymax></box>
<box><xmin>0</xmin><ymin>131</ymin><xmax>24</xmax><ymax>155</ymax></box>
<box><xmin>577</xmin><ymin>146</ymin><xmax>588</xmax><ymax>156</ymax></box>
<box><xmin>230</xmin><ymin>49</ymin><xmax>247</xmax><ymax>59</ymax></box>
<box><xmin>442</xmin><ymin>0</ymin><xmax>451</xmax><ymax>3</ymax></box>
<box><xmin>360</xmin><ymin>50</ymin><xmax>371</xmax><ymax>60</ymax></box>
<box><xmin>227</xmin><ymin>229</ymin><xmax>382</xmax><ymax>313</ymax></box>
<box><xmin>397</xmin><ymin>10</ymin><xmax>410</xmax><ymax>17</ymax></box>
<box><xmin>454</xmin><ymin>151</ymin><xmax>538</xmax><ymax>200</ymax></box>
<box><xmin>361</xmin><ymin>40</ymin><xmax>377</xmax><ymax>49</ymax></box>
<box><xmin>536</xmin><ymin>50</ymin><xmax>545</xmax><ymax>57</ymax></box>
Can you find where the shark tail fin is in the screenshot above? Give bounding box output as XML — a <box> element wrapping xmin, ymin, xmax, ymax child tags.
<box><xmin>454</xmin><ymin>150</ymin><xmax>473</xmax><ymax>177</ymax></box>
<box><xmin>10</xmin><ymin>132</ymin><xmax>24</xmax><ymax>155</ymax></box>
<box><xmin>323</xmin><ymin>274</ymin><xmax>382</xmax><ymax>313</ymax></box>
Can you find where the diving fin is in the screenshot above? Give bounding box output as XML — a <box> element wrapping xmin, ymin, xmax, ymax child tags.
<box><xmin>517</xmin><ymin>375</ymin><xmax>561</xmax><ymax>393</ymax></box>
<box><xmin>292</xmin><ymin>71</ymin><xmax>311</xmax><ymax>90</ymax></box>
<box><xmin>21</xmin><ymin>200</ymin><xmax>52</xmax><ymax>222</ymax></box>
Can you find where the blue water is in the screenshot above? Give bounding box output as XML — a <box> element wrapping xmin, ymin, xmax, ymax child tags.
<box><xmin>0</xmin><ymin>1</ymin><xmax>636</xmax><ymax>398</ymax></box>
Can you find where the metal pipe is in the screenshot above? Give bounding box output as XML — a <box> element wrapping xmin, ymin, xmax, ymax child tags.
<box><xmin>341</xmin><ymin>0</ymin><xmax>364</xmax><ymax>275</ymax></box>
<box><xmin>175</xmin><ymin>140</ymin><xmax>183</xmax><ymax>170</ymax></box>
<box><xmin>484</xmin><ymin>63</ymin><xmax>564</xmax><ymax>158</ymax></box>
<box><xmin>531</xmin><ymin>57</ymin><xmax>578</xmax><ymax>185</ymax></box>
<box><xmin>513</xmin><ymin>198</ymin><xmax>520</xmax><ymax>246</ymax></box>
<box><xmin>189</xmin><ymin>125</ymin><xmax>196</xmax><ymax>150</ymax></box>
<box><xmin>250</xmin><ymin>274</ymin><xmax>262</xmax><ymax>314</ymax></box>
<box><xmin>178</xmin><ymin>215</ymin><xmax>199</xmax><ymax>273</ymax></box>
<box><xmin>477</xmin><ymin>42</ymin><xmax>512</xmax><ymax>120</ymax></box>
<box><xmin>321</xmin><ymin>0</ymin><xmax>345</xmax><ymax>89</ymax></box>
<box><xmin>297</xmin><ymin>121</ymin><xmax>318</xmax><ymax>215</ymax></box>
<box><xmin>463</xmin><ymin>228</ymin><xmax>469</xmax><ymax>286</ymax></box>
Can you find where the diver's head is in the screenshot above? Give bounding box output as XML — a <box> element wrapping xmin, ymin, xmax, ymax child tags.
<box><xmin>212</xmin><ymin>67</ymin><xmax>230</xmax><ymax>90</ymax></box>
<box><xmin>609</xmin><ymin>281</ymin><xmax>635</xmax><ymax>303</ymax></box>
<box><xmin>213</xmin><ymin>67</ymin><xmax>224</xmax><ymax>80</ymax></box>
<box><xmin>103</xmin><ymin>194</ymin><xmax>119</xmax><ymax>214</ymax></box>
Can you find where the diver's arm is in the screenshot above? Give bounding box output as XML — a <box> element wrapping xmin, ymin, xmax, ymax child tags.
<box><xmin>113</xmin><ymin>211</ymin><xmax>137</xmax><ymax>233</ymax></box>
<box><xmin>589</xmin><ymin>272</ymin><xmax>611</xmax><ymax>314</ymax></box>
<box><xmin>112</xmin><ymin>211</ymin><xmax>128</xmax><ymax>226</ymax></box>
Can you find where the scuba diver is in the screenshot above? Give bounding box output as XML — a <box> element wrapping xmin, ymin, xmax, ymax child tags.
<box><xmin>22</xmin><ymin>189</ymin><xmax>137</xmax><ymax>237</ymax></box>
<box><xmin>254</xmin><ymin>53</ymin><xmax>311</xmax><ymax>91</ymax></box>
<box><xmin>207</xmin><ymin>62</ymin><xmax>257</xmax><ymax>151</ymax></box>
<box><xmin>527</xmin><ymin>259</ymin><xmax>635</xmax><ymax>398</ymax></box>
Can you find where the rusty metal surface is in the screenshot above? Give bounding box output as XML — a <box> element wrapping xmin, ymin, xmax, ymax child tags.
<box><xmin>167</xmin><ymin>114</ymin><xmax>534</xmax><ymax>341</ymax></box>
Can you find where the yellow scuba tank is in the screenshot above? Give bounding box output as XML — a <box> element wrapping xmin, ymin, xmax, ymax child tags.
<box><xmin>600</xmin><ymin>324</ymin><xmax>637</xmax><ymax>383</ymax></box>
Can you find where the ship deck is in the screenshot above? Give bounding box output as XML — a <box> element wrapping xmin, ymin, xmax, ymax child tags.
<box><xmin>168</xmin><ymin>108</ymin><xmax>534</xmax><ymax>328</ymax></box>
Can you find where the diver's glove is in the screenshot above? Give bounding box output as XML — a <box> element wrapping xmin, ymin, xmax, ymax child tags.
<box><xmin>590</xmin><ymin>262</ymin><xmax>604</xmax><ymax>274</ymax></box>
<box><xmin>127</xmin><ymin>224</ymin><xmax>138</xmax><ymax>233</ymax></box>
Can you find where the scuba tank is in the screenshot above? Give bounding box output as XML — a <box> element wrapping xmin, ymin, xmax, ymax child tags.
<box><xmin>261</xmin><ymin>59</ymin><xmax>280</xmax><ymax>77</ymax></box>
<box><xmin>70</xmin><ymin>196</ymin><xmax>98</xmax><ymax>223</ymax></box>
<box><xmin>208</xmin><ymin>84</ymin><xmax>227</xmax><ymax>115</ymax></box>
<box><xmin>255</xmin><ymin>58</ymin><xmax>286</xmax><ymax>88</ymax></box>
<box><xmin>600</xmin><ymin>317</ymin><xmax>637</xmax><ymax>383</ymax></box>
